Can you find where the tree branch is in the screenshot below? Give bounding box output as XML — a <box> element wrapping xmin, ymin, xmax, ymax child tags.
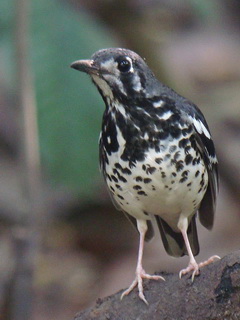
<box><xmin>74</xmin><ymin>251</ymin><xmax>240</xmax><ymax>320</ymax></box>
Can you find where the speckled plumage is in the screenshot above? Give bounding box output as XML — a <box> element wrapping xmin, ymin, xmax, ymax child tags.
<box><xmin>71</xmin><ymin>48</ymin><xmax>219</xmax><ymax>304</ymax></box>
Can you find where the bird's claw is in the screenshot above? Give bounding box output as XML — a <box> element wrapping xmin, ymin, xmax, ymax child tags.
<box><xmin>179</xmin><ymin>261</ymin><xmax>199</xmax><ymax>281</ymax></box>
<box><xmin>121</xmin><ymin>268</ymin><xmax>165</xmax><ymax>304</ymax></box>
<box><xmin>179</xmin><ymin>255</ymin><xmax>221</xmax><ymax>281</ymax></box>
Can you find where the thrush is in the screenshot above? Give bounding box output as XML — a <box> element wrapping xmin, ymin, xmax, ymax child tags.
<box><xmin>71</xmin><ymin>48</ymin><xmax>219</xmax><ymax>304</ymax></box>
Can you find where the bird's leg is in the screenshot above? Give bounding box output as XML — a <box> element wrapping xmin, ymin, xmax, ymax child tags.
<box><xmin>178</xmin><ymin>218</ymin><xmax>220</xmax><ymax>281</ymax></box>
<box><xmin>179</xmin><ymin>220</ymin><xmax>199</xmax><ymax>281</ymax></box>
<box><xmin>121</xmin><ymin>219</ymin><xmax>165</xmax><ymax>304</ymax></box>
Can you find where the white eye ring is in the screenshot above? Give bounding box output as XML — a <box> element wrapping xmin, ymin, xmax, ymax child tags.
<box><xmin>117</xmin><ymin>56</ymin><xmax>133</xmax><ymax>73</ymax></box>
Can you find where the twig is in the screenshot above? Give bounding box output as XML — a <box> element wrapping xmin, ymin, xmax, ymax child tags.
<box><xmin>8</xmin><ymin>0</ymin><xmax>45</xmax><ymax>319</ymax></box>
<box><xmin>74</xmin><ymin>251</ymin><xmax>240</xmax><ymax>320</ymax></box>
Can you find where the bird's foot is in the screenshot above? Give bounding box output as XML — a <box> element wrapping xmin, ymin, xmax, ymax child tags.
<box><xmin>121</xmin><ymin>267</ymin><xmax>165</xmax><ymax>304</ymax></box>
<box><xmin>179</xmin><ymin>260</ymin><xmax>199</xmax><ymax>281</ymax></box>
<box><xmin>179</xmin><ymin>255</ymin><xmax>220</xmax><ymax>281</ymax></box>
<box><xmin>198</xmin><ymin>255</ymin><xmax>220</xmax><ymax>269</ymax></box>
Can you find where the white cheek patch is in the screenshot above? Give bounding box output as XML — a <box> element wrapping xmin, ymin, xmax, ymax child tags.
<box><xmin>104</xmin><ymin>74</ymin><xmax>127</xmax><ymax>96</ymax></box>
<box><xmin>92</xmin><ymin>75</ymin><xmax>114</xmax><ymax>100</ymax></box>
<box><xmin>192</xmin><ymin>117</ymin><xmax>211</xmax><ymax>139</ymax></box>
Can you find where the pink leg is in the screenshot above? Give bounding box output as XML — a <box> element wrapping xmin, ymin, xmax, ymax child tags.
<box><xmin>179</xmin><ymin>227</ymin><xmax>200</xmax><ymax>281</ymax></box>
<box><xmin>121</xmin><ymin>219</ymin><xmax>165</xmax><ymax>304</ymax></box>
<box><xmin>179</xmin><ymin>220</ymin><xmax>220</xmax><ymax>281</ymax></box>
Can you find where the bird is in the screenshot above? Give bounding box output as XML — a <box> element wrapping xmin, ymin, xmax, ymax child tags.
<box><xmin>71</xmin><ymin>48</ymin><xmax>219</xmax><ymax>304</ymax></box>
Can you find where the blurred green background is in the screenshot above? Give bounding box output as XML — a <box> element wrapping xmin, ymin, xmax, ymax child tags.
<box><xmin>0</xmin><ymin>0</ymin><xmax>240</xmax><ymax>319</ymax></box>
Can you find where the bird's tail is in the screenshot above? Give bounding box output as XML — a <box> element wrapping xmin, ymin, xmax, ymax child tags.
<box><xmin>155</xmin><ymin>215</ymin><xmax>199</xmax><ymax>257</ymax></box>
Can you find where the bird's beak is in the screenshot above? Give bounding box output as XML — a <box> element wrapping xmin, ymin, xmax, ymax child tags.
<box><xmin>70</xmin><ymin>59</ymin><xmax>99</xmax><ymax>75</ymax></box>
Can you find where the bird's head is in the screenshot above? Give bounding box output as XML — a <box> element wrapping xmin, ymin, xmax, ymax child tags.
<box><xmin>71</xmin><ymin>48</ymin><xmax>159</xmax><ymax>102</ymax></box>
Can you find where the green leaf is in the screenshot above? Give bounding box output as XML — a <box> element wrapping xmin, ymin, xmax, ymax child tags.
<box><xmin>30</xmin><ymin>1</ymin><xmax>116</xmax><ymax>199</ymax></box>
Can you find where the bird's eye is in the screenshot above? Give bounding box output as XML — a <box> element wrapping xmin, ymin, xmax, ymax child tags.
<box><xmin>117</xmin><ymin>57</ymin><xmax>132</xmax><ymax>73</ymax></box>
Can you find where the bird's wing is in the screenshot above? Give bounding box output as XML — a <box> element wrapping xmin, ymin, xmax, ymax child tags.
<box><xmin>186</xmin><ymin>104</ymin><xmax>219</xmax><ymax>230</ymax></box>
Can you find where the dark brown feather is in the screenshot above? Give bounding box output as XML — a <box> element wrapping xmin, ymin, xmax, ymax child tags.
<box><xmin>155</xmin><ymin>215</ymin><xmax>199</xmax><ymax>257</ymax></box>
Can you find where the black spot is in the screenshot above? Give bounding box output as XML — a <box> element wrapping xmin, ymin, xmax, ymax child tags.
<box><xmin>185</xmin><ymin>154</ymin><xmax>193</xmax><ymax>165</ymax></box>
<box><xmin>137</xmin><ymin>190</ymin><xmax>147</xmax><ymax>196</ymax></box>
<box><xmin>200</xmin><ymin>178</ymin><xmax>205</xmax><ymax>188</ymax></box>
<box><xmin>115</xmin><ymin>184</ymin><xmax>122</xmax><ymax>190</ymax></box>
<box><xmin>117</xmin><ymin>194</ymin><xmax>124</xmax><ymax>200</ymax></box>
<box><xmin>195</xmin><ymin>170</ymin><xmax>200</xmax><ymax>177</ymax></box>
<box><xmin>107</xmin><ymin>174</ymin><xmax>112</xmax><ymax>182</ymax></box>
<box><xmin>181</xmin><ymin>170</ymin><xmax>189</xmax><ymax>177</ymax></box>
<box><xmin>142</xmin><ymin>164</ymin><xmax>146</xmax><ymax>171</ymax></box>
<box><xmin>178</xmin><ymin>138</ymin><xmax>189</xmax><ymax>148</ymax></box>
<box><xmin>170</xmin><ymin>126</ymin><xmax>181</xmax><ymax>139</ymax></box>
<box><xmin>133</xmin><ymin>185</ymin><xmax>142</xmax><ymax>190</ymax></box>
<box><xmin>129</xmin><ymin>161</ymin><xmax>136</xmax><ymax>169</ymax></box>
<box><xmin>122</xmin><ymin>167</ymin><xmax>132</xmax><ymax>175</ymax></box>
<box><xmin>152</xmin><ymin>185</ymin><xmax>156</xmax><ymax>190</ymax></box>
<box><xmin>187</xmin><ymin>182</ymin><xmax>192</xmax><ymax>187</ymax></box>
<box><xmin>180</xmin><ymin>176</ymin><xmax>188</xmax><ymax>183</ymax></box>
<box><xmin>171</xmin><ymin>180</ymin><xmax>175</xmax><ymax>184</ymax></box>
<box><xmin>113</xmin><ymin>168</ymin><xmax>120</xmax><ymax>176</ymax></box>
<box><xmin>165</xmin><ymin>185</ymin><xmax>168</xmax><ymax>189</ymax></box>
<box><xmin>161</xmin><ymin>172</ymin><xmax>166</xmax><ymax>178</ymax></box>
<box><xmin>110</xmin><ymin>186</ymin><xmax>115</xmax><ymax>192</ymax></box>
<box><xmin>111</xmin><ymin>175</ymin><xmax>118</xmax><ymax>182</ymax></box>
<box><xmin>190</xmin><ymin>136</ymin><xmax>197</xmax><ymax>150</ymax></box>
<box><xmin>135</xmin><ymin>176</ymin><xmax>143</xmax><ymax>182</ymax></box>
<box><xmin>184</xmin><ymin>146</ymin><xmax>191</xmax><ymax>154</ymax></box>
<box><xmin>173</xmin><ymin>151</ymin><xmax>181</xmax><ymax>160</ymax></box>
<box><xmin>119</xmin><ymin>175</ymin><xmax>127</xmax><ymax>183</ymax></box>
<box><xmin>172</xmin><ymin>172</ymin><xmax>177</xmax><ymax>177</ymax></box>
<box><xmin>144</xmin><ymin>178</ymin><xmax>152</xmax><ymax>184</ymax></box>
<box><xmin>146</xmin><ymin>166</ymin><xmax>156</xmax><ymax>174</ymax></box>
<box><xmin>157</xmin><ymin>131</ymin><xmax>169</xmax><ymax>140</ymax></box>
<box><xmin>155</xmin><ymin>157</ymin><xmax>163</xmax><ymax>164</ymax></box>
<box><xmin>181</xmin><ymin>128</ymin><xmax>190</xmax><ymax>136</ymax></box>
<box><xmin>193</xmin><ymin>157</ymin><xmax>201</xmax><ymax>165</ymax></box>
<box><xmin>176</xmin><ymin>160</ymin><xmax>184</xmax><ymax>172</ymax></box>
<box><xmin>115</xmin><ymin>163</ymin><xmax>123</xmax><ymax>170</ymax></box>
<box><xmin>198</xmin><ymin>187</ymin><xmax>203</xmax><ymax>193</ymax></box>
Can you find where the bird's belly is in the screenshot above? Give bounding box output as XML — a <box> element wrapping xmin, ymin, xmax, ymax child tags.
<box><xmin>103</xmin><ymin>140</ymin><xmax>208</xmax><ymax>228</ymax></box>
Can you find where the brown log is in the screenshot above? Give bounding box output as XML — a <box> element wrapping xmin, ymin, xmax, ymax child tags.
<box><xmin>74</xmin><ymin>251</ymin><xmax>240</xmax><ymax>320</ymax></box>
